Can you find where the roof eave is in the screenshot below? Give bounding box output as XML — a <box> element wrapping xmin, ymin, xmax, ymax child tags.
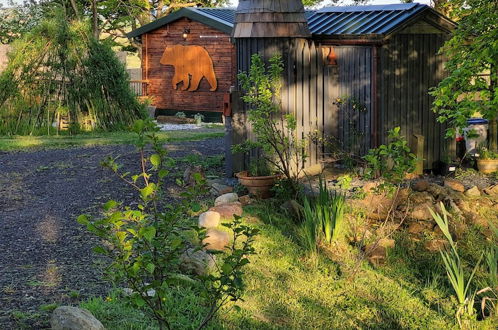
<box><xmin>126</xmin><ymin>8</ymin><xmax>233</xmax><ymax>39</ymax></box>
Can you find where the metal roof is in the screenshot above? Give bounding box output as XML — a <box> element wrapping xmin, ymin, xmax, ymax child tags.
<box><xmin>308</xmin><ymin>3</ymin><xmax>429</xmax><ymax>35</ymax></box>
<box><xmin>128</xmin><ymin>3</ymin><xmax>452</xmax><ymax>39</ymax></box>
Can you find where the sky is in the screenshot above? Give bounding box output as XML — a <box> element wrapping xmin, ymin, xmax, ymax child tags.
<box><xmin>1</xmin><ymin>0</ymin><xmax>432</xmax><ymax>8</ymax></box>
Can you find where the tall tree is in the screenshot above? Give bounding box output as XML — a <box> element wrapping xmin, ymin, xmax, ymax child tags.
<box><xmin>431</xmin><ymin>0</ymin><xmax>498</xmax><ymax>151</ymax></box>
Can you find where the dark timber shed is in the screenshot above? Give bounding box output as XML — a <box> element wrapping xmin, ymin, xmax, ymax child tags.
<box><xmin>128</xmin><ymin>2</ymin><xmax>456</xmax><ymax>169</ymax></box>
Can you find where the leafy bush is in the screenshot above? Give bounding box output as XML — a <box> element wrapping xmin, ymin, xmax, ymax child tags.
<box><xmin>363</xmin><ymin>127</ymin><xmax>417</xmax><ymax>184</ymax></box>
<box><xmin>175</xmin><ymin>112</ymin><xmax>186</xmax><ymax>118</ymax></box>
<box><xmin>78</xmin><ymin>120</ymin><xmax>258</xmax><ymax>329</ymax></box>
<box><xmin>0</xmin><ymin>11</ymin><xmax>145</xmax><ymax>135</ymax></box>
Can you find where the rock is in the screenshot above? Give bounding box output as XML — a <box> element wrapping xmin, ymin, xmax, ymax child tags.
<box><xmin>214</xmin><ymin>193</ymin><xmax>239</xmax><ymax>206</ymax></box>
<box><xmin>198</xmin><ymin>211</ymin><xmax>221</xmax><ymax>228</ymax></box>
<box><xmin>183</xmin><ymin>165</ymin><xmax>205</xmax><ymax>186</ymax></box>
<box><xmin>412</xmin><ymin>180</ymin><xmax>429</xmax><ymax>192</ymax></box>
<box><xmin>464</xmin><ymin>212</ymin><xmax>488</xmax><ymax>228</ymax></box>
<box><xmin>51</xmin><ymin>306</ymin><xmax>104</xmax><ymax>330</ymax></box>
<box><xmin>238</xmin><ymin>195</ymin><xmax>252</xmax><ymax>206</ymax></box>
<box><xmin>210</xmin><ymin>183</ymin><xmax>233</xmax><ymax>195</ymax></box>
<box><xmin>465</xmin><ymin>186</ymin><xmax>481</xmax><ymax>197</ymax></box>
<box><xmin>483</xmin><ymin>184</ymin><xmax>498</xmax><ymax>196</ymax></box>
<box><xmin>409</xmin><ymin>203</ymin><xmax>434</xmax><ymax>221</ymax></box>
<box><xmin>378</xmin><ymin>238</ymin><xmax>395</xmax><ymax>249</ymax></box>
<box><xmin>407</xmin><ymin>221</ymin><xmax>431</xmax><ymax>235</ymax></box>
<box><xmin>209</xmin><ymin>202</ymin><xmax>243</xmax><ymax>219</ymax></box>
<box><xmin>202</xmin><ymin>229</ymin><xmax>230</xmax><ymax>251</ymax></box>
<box><xmin>444</xmin><ymin>179</ymin><xmax>465</xmax><ymax>193</ymax></box>
<box><xmin>424</xmin><ymin>239</ymin><xmax>448</xmax><ymax>252</ymax></box>
<box><xmin>280</xmin><ymin>200</ymin><xmax>303</xmax><ymax>218</ymax></box>
<box><xmin>180</xmin><ymin>248</ymin><xmax>216</xmax><ymax>276</ymax></box>
<box><xmin>365</xmin><ymin>238</ymin><xmax>395</xmax><ymax>266</ymax></box>
<box><xmin>426</xmin><ymin>183</ymin><xmax>448</xmax><ymax>199</ymax></box>
<box><xmin>352</xmin><ymin>193</ymin><xmax>395</xmax><ymax>220</ymax></box>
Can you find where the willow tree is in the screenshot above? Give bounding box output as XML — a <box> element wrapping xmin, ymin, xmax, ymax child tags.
<box><xmin>0</xmin><ymin>12</ymin><xmax>145</xmax><ymax>135</ymax></box>
<box><xmin>431</xmin><ymin>0</ymin><xmax>498</xmax><ymax>151</ymax></box>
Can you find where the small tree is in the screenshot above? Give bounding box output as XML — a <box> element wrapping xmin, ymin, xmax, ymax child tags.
<box><xmin>235</xmin><ymin>54</ymin><xmax>307</xmax><ymax>193</ymax></box>
<box><xmin>431</xmin><ymin>0</ymin><xmax>498</xmax><ymax>151</ymax></box>
<box><xmin>78</xmin><ymin>120</ymin><xmax>258</xmax><ymax>330</ymax></box>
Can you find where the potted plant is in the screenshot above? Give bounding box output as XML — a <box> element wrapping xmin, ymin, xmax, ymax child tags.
<box><xmin>233</xmin><ymin>54</ymin><xmax>307</xmax><ymax>198</ymax></box>
<box><xmin>236</xmin><ymin>159</ymin><xmax>278</xmax><ymax>199</ymax></box>
<box><xmin>477</xmin><ymin>146</ymin><xmax>498</xmax><ymax>174</ymax></box>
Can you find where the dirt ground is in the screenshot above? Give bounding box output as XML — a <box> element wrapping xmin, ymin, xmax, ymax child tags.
<box><xmin>0</xmin><ymin>138</ymin><xmax>224</xmax><ymax>329</ymax></box>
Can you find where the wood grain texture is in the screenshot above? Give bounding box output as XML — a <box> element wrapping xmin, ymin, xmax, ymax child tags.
<box><xmin>142</xmin><ymin>18</ymin><xmax>236</xmax><ymax>112</ymax></box>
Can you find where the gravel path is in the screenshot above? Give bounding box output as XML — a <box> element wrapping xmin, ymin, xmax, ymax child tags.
<box><xmin>0</xmin><ymin>138</ymin><xmax>224</xmax><ymax>329</ymax></box>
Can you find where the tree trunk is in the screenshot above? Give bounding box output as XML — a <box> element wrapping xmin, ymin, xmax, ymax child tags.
<box><xmin>91</xmin><ymin>0</ymin><xmax>99</xmax><ymax>39</ymax></box>
<box><xmin>490</xmin><ymin>63</ymin><xmax>497</xmax><ymax>152</ymax></box>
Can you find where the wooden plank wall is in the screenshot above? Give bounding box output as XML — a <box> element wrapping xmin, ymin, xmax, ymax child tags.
<box><xmin>234</xmin><ymin>38</ymin><xmax>372</xmax><ymax>170</ymax></box>
<box><xmin>233</xmin><ymin>34</ymin><xmax>450</xmax><ymax>171</ymax></box>
<box><xmin>378</xmin><ymin>33</ymin><xmax>452</xmax><ymax>168</ymax></box>
<box><xmin>143</xmin><ymin>18</ymin><xmax>236</xmax><ymax>112</ymax></box>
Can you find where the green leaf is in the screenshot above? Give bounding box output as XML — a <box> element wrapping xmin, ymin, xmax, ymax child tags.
<box><xmin>141</xmin><ymin>226</ymin><xmax>156</xmax><ymax>242</ymax></box>
<box><xmin>158</xmin><ymin>169</ymin><xmax>169</xmax><ymax>179</ymax></box>
<box><xmin>146</xmin><ymin>263</ymin><xmax>155</xmax><ymax>274</ymax></box>
<box><xmin>76</xmin><ymin>214</ymin><xmax>89</xmax><ymax>225</ymax></box>
<box><xmin>103</xmin><ymin>200</ymin><xmax>118</xmax><ymax>211</ymax></box>
<box><xmin>221</xmin><ymin>263</ymin><xmax>233</xmax><ymax>274</ymax></box>
<box><xmin>140</xmin><ymin>183</ymin><xmax>156</xmax><ymax>198</ymax></box>
<box><xmin>92</xmin><ymin>246</ymin><xmax>107</xmax><ymax>255</ymax></box>
<box><xmin>150</xmin><ymin>154</ymin><xmax>161</xmax><ymax>167</ymax></box>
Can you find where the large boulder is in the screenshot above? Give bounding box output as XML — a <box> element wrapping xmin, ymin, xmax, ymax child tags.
<box><xmin>202</xmin><ymin>229</ymin><xmax>230</xmax><ymax>251</ymax></box>
<box><xmin>198</xmin><ymin>211</ymin><xmax>221</xmax><ymax>228</ymax></box>
<box><xmin>180</xmin><ymin>248</ymin><xmax>216</xmax><ymax>276</ymax></box>
<box><xmin>51</xmin><ymin>306</ymin><xmax>104</xmax><ymax>330</ymax></box>
<box><xmin>214</xmin><ymin>193</ymin><xmax>239</xmax><ymax>206</ymax></box>
<box><xmin>209</xmin><ymin>202</ymin><xmax>243</xmax><ymax>219</ymax></box>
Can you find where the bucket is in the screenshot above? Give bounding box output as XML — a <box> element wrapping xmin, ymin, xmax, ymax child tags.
<box><xmin>463</xmin><ymin>118</ymin><xmax>488</xmax><ymax>156</ymax></box>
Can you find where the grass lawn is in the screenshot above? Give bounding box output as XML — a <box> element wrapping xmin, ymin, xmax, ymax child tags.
<box><xmin>80</xmin><ymin>199</ymin><xmax>494</xmax><ymax>330</ymax></box>
<box><xmin>0</xmin><ymin>127</ymin><xmax>224</xmax><ymax>151</ymax></box>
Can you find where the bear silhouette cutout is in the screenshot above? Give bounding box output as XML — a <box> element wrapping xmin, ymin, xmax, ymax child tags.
<box><xmin>160</xmin><ymin>45</ymin><xmax>218</xmax><ymax>92</ymax></box>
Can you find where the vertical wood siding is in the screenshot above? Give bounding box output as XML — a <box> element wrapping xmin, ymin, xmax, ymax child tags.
<box><xmin>233</xmin><ymin>34</ymin><xmax>450</xmax><ymax>171</ymax></box>
<box><xmin>379</xmin><ymin>33</ymin><xmax>451</xmax><ymax>168</ymax></box>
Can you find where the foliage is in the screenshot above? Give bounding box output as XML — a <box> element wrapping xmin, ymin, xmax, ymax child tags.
<box><xmin>0</xmin><ymin>12</ymin><xmax>145</xmax><ymax>135</ymax></box>
<box><xmin>430</xmin><ymin>0</ymin><xmax>498</xmax><ymax>141</ymax></box>
<box><xmin>429</xmin><ymin>203</ymin><xmax>483</xmax><ymax>328</ymax></box>
<box><xmin>77</xmin><ymin>119</ymin><xmax>257</xmax><ymax>330</ymax></box>
<box><xmin>175</xmin><ymin>112</ymin><xmax>186</xmax><ymax>118</ymax></box>
<box><xmin>336</xmin><ymin>174</ymin><xmax>353</xmax><ymax>190</ymax></box>
<box><xmin>298</xmin><ymin>197</ymin><xmax>319</xmax><ymax>258</ymax></box>
<box><xmin>248</xmin><ymin>158</ymin><xmax>272</xmax><ymax>177</ymax></box>
<box><xmin>363</xmin><ymin>127</ymin><xmax>417</xmax><ymax>184</ymax></box>
<box><xmin>478</xmin><ymin>147</ymin><xmax>498</xmax><ymax>160</ymax></box>
<box><xmin>235</xmin><ymin>54</ymin><xmax>307</xmax><ymax>192</ymax></box>
<box><xmin>485</xmin><ymin>246</ymin><xmax>498</xmax><ymax>288</ymax></box>
<box><xmin>0</xmin><ymin>1</ymin><xmax>45</xmax><ymax>44</ymax></box>
<box><xmin>298</xmin><ymin>177</ymin><xmax>345</xmax><ymax>254</ymax></box>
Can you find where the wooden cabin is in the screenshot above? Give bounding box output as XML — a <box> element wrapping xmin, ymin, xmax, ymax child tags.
<box><xmin>127</xmin><ymin>9</ymin><xmax>237</xmax><ymax>114</ymax></box>
<box><xmin>128</xmin><ymin>3</ymin><xmax>455</xmax><ymax>169</ymax></box>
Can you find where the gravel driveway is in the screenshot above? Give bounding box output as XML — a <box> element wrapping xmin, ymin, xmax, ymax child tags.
<box><xmin>0</xmin><ymin>137</ymin><xmax>224</xmax><ymax>329</ymax></box>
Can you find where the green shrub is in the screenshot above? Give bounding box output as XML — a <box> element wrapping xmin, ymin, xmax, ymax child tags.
<box><xmin>363</xmin><ymin>127</ymin><xmax>417</xmax><ymax>185</ymax></box>
<box><xmin>78</xmin><ymin>120</ymin><xmax>258</xmax><ymax>329</ymax></box>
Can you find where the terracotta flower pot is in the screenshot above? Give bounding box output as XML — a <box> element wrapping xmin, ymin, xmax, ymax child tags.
<box><xmin>236</xmin><ymin>171</ymin><xmax>279</xmax><ymax>199</ymax></box>
<box><xmin>477</xmin><ymin>159</ymin><xmax>498</xmax><ymax>174</ymax></box>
